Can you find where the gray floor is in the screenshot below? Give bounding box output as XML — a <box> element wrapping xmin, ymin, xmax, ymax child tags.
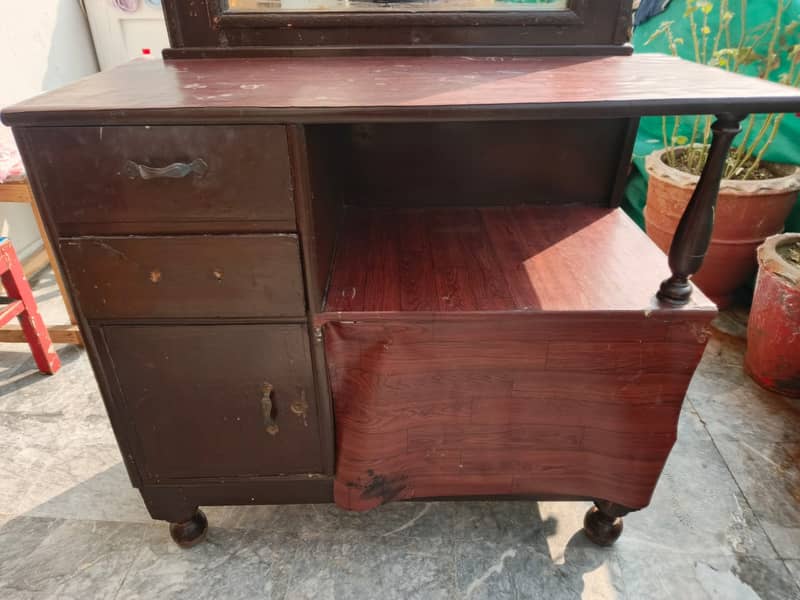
<box><xmin>1</xmin><ymin>269</ymin><xmax>799</xmax><ymax>599</ymax></box>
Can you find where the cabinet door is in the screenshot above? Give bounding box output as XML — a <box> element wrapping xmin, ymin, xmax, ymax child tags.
<box><xmin>104</xmin><ymin>324</ymin><xmax>323</xmax><ymax>480</ymax></box>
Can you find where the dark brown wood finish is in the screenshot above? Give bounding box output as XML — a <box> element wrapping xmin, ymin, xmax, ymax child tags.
<box><xmin>5</xmin><ymin>28</ymin><xmax>800</xmax><ymax>547</ymax></box>
<box><xmin>4</xmin><ymin>56</ymin><xmax>800</xmax><ymax>127</ymax></box>
<box><xmin>161</xmin><ymin>0</ymin><xmax>631</xmax><ymax>56</ymax></box>
<box><xmin>22</xmin><ymin>125</ymin><xmax>294</xmax><ymax>235</ymax></box>
<box><xmin>103</xmin><ymin>323</ymin><xmax>324</xmax><ymax>481</ymax></box>
<box><xmin>59</xmin><ymin>235</ymin><xmax>306</xmax><ymax>319</ymax></box>
<box><xmin>584</xmin><ymin>501</ymin><xmax>632</xmax><ymax>546</ymax></box>
<box><xmin>658</xmin><ymin>114</ymin><xmax>745</xmax><ymax>305</ymax></box>
<box><xmin>312</xmin><ymin>121</ymin><xmax>632</xmax><ymax>209</ymax></box>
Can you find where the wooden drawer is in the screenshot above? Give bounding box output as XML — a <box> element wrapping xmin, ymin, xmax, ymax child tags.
<box><xmin>103</xmin><ymin>324</ymin><xmax>323</xmax><ymax>480</ymax></box>
<box><xmin>25</xmin><ymin>125</ymin><xmax>294</xmax><ymax>234</ymax></box>
<box><xmin>60</xmin><ymin>235</ymin><xmax>306</xmax><ymax>319</ymax></box>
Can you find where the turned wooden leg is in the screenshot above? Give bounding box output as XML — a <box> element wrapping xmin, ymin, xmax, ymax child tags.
<box><xmin>140</xmin><ymin>487</ymin><xmax>209</xmax><ymax>548</ymax></box>
<box><xmin>583</xmin><ymin>500</ymin><xmax>632</xmax><ymax>546</ymax></box>
<box><xmin>169</xmin><ymin>508</ymin><xmax>209</xmax><ymax>549</ymax></box>
<box><xmin>657</xmin><ymin>113</ymin><xmax>745</xmax><ymax>306</ymax></box>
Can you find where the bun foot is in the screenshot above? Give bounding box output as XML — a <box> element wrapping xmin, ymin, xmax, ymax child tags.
<box><xmin>169</xmin><ymin>508</ymin><xmax>208</xmax><ymax>548</ymax></box>
<box><xmin>583</xmin><ymin>501</ymin><xmax>630</xmax><ymax>547</ymax></box>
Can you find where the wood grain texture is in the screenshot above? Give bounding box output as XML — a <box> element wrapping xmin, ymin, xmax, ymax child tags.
<box><xmin>325</xmin><ymin>313</ymin><xmax>711</xmax><ymax>511</ymax></box>
<box><xmin>21</xmin><ymin>126</ymin><xmax>294</xmax><ymax>235</ymax></box>
<box><xmin>59</xmin><ymin>235</ymin><xmax>306</xmax><ymax>319</ymax></box>
<box><xmin>324</xmin><ymin>206</ymin><xmax>716</xmax><ymax>314</ymax></box>
<box><xmin>4</xmin><ymin>55</ymin><xmax>800</xmax><ymax>126</ymax></box>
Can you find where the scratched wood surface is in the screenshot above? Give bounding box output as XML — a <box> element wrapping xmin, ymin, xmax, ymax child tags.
<box><xmin>322</xmin><ymin>206</ymin><xmax>716</xmax><ymax>511</ymax></box>
<box><xmin>324</xmin><ymin>206</ymin><xmax>716</xmax><ymax>314</ymax></box>
<box><xmin>59</xmin><ymin>235</ymin><xmax>306</xmax><ymax>319</ymax></box>
<box><xmin>325</xmin><ymin>313</ymin><xmax>712</xmax><ymax>511</ymax></box>
<box><xmin>22</xmin><ymin>125</ymin><xmax>295</xmax><ymax>236</ymax></box>
<box><xmin>4</xmin><ymin>54</ymin><xmax>800</xmax><ymax>126</ymax></box>
<box><xmin>104</xmin><ymin>323</ymin><xmax>323</xmax><ymax>481</ymax></box>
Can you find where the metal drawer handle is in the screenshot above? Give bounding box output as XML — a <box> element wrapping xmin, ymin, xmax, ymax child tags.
<box><xmin>124</xmin><ymin>158</ymin><xmax>208</xmax><ymax>180</ymax></box>
<box><xmin>261</xmin><ymin>383</ymin><xmax>279</xmax><ymax>436</ymax></box>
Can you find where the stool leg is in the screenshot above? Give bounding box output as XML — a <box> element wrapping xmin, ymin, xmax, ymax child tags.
<box><xmin>0</xmin><ymin>242</ymin><xmax>61</xmax><ymax>374</ymax></box>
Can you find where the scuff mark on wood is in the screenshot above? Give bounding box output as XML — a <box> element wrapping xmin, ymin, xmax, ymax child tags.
<box><xmin>348</xmin><ymin>472</ymin><xmax>408</xmax><ymax>503</ymax></box>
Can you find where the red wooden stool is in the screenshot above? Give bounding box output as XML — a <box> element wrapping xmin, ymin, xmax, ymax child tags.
<box><xmin>0</xmin><ymin>237</ymin><xmax>60</xmax><ymax>374</ymax></box>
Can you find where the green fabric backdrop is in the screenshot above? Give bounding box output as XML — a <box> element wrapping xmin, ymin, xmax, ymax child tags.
<box><xmin>623</xmin><ymin>0</ymin><xmax>800</xmax><ymax>232</ymax></box>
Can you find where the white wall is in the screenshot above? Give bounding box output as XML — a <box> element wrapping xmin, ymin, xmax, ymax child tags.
<box><xmin>84</xmin><ymin>0</ymin><xmax>169</xmax><ymax>71</ymax></box>
<box><xmin>0</xmin><ymin>1</ymin><xmax>99</xmax><ymax>259</ymax></box>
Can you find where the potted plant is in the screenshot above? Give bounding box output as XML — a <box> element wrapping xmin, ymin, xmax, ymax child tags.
<box><xmin>642</xmin><ymin>0</ymin><xmax>800</xmax><ymax>307</ymax></box>
<box><xmin>745</xmin><ymin>233</ymin><xmax>800</xmax><ymax>397</ymax></box>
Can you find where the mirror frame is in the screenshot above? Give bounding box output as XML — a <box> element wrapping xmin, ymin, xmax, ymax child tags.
<box><xmin>162</xmin><ymin>0</ymin><xmax>632</xmax><ymax>57</ymax></box>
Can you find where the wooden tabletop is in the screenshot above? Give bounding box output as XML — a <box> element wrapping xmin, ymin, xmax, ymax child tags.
<box><xmin>4</xmin><ymin>54</ymin><xmax>800</xmax><ymax>125</ymax></box>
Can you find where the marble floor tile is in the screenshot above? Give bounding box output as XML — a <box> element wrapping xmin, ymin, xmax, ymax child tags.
<box><xmin>220</xmin><ymin>499</ymin><xmax>556</xmax><ymax>545</ymax></box>
<box><xmin>209</xmin><ymin>500</ymin><xmax>448</xmax><ymax>542</ymax></box>
<box><xmin>453</xmin><ymin>535</ymin><xmax>626</xmax><ymax>600</ymax></box>
<box><xmin>615</xmin><ymin>408</ymin><xmax>773</xmax><ymax>558</ymax></box>
<box><xmin>117</xmin><ymin>526</ymin><xmax>296</xmax><ymax>600</ymax></box>
<box><xmin>0</xmin><ymin>516</ymin><xmax>148</xmax><ymax>600</ymax></box>
<box><xmin>712</xmin><ymin>434</ymin><xmax>800</xmax><ymax>559</ymax></box>
<box><xmin>24</xmin><ymin>462</ymin><xmax>152</xmax><ymax>524</ymax></box>
<box><xmin>285</xmin><ymin>534</ymin><xmax>455</xmax><ymax>600</ymax></box>
<box><xmin>784</xmin><ymin>560</ymin><xmax>800</xmax><ymax>589</ymax></box>
<box><xmin>618</xmin><ymin>553</ymin><xmax>800</xmax><ymax>600</ymax></box>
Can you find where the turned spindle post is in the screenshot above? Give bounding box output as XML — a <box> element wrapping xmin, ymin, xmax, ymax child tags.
<box><xmin>657</xmin><ymin>113</ymin><xmax>745</xmax><ymax>305</ymax></box>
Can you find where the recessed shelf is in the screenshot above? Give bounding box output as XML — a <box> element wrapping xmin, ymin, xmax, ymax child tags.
<box><xmin>323</xmin><ymin>205</ymin><xmax>715</xmax><ymax>315</ymax></box>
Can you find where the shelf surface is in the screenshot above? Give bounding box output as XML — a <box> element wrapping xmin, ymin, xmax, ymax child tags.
<box><xmin>4</xmin><ymin>55</ymin><xmax>800</xmax><ymax>126</ymax></box>
<box><xmin>324</xmin><ymin>205</ymin><xmax>715</xmax><ymax>314</ymax></box>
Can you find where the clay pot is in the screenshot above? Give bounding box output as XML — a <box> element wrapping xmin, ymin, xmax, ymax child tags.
<box><xmin>644</xmin><ymin>147</ymin><xmax>800</xmax><ymax>308</ymax></box>
<box><xmin>745</xmin><ymin>234</ymin><xmax>800</xmax><ymax>397</ymax></box>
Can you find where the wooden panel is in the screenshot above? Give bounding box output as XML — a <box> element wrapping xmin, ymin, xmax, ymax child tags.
<box><xmin>4</xmin><ymin>55</ymin><xmax>800</xmax><ymax>126</ymax></box>
<box><xmin>22</xmin><ymin>126</ymin><xmax>294</xmax><ymax>234</ymax></box>
<box><xmin>293</xmin><ymin>125</ymin><xmax>343</xmax><ymax>313</ymax></box>
<box><xmin>326</xmin><ymin>121</ymin><xmax>627</xmax><ymax>208</ymax></box>
<box><xmin>162</xmin><ymin>0</ymin><xmax>630</xmax><ymax>54</ymax></box>
<box><xmin>104</xmin><ymin>324</ymin><xmax>324</xmax><ymax>480</ymax></box>
<box><xmin>325</xmin><ymin>206</ymin><xmax>716</xmax><ymax>313</ymax></box>
<box><xmin>60</xmin><ymin>235</ymin><xmax>305</xmax><ymax>319</ymax></box>
<box><xmin>325</xmin><ymin>311</ymin><xmax>711</xmax><ymax>511</ymax></box>
<box><xmin>0</xmin><ymin>324</ymin><xmax>82</xmax><ymax>345</ymax></box>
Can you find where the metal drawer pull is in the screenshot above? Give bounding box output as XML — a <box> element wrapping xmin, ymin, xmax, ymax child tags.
<box><xmin>124</xmin><ymin>158</ymin><xmax>208</xmax><ymax>180</ymax></box>
<box><xmin>260</xmin><ymin>383</ymin><xmax>279</xmax><ymax>436</ymax></box>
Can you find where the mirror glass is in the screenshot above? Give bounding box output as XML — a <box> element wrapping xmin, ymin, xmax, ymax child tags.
<box><xmin>227</xmin><ymin>0</ymin><xmax>568</xmax><ymax>13</ymax></box>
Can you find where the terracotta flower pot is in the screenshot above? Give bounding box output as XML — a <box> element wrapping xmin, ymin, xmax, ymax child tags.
<box><xmin>644</xmin><ymin>147</ymin><xmax>800</xmax><ymax>308</ymax></box>
<box><xmin>745</xmin><ymin>234</ymin><xmax>800</xmax><ymax>397</ymax></box>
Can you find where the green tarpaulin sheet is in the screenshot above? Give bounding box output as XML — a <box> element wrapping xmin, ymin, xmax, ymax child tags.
<box><xmin>624</xmin><ymin>0</ymin><xmax>800</xmax><ymax>232</ymax></box>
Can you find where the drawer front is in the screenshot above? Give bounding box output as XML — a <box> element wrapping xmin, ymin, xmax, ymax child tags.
<box><xmin>25</xmin><ymin>125</ymin><xmax>294</xmax><ymax>234</ymax></box>
<box><xmin>104</xmin><ymin>324</ymin><xmax>323</xmax><ymax>480</ymax></box>
<box><xmin>60</xmin><ymin>235</ymin><xmax>306</xmax><ymax>319</ymax></box>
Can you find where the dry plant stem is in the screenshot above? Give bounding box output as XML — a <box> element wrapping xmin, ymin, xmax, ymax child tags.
<box><xmin>650</xmin><ymin>0</ymin><xmax>797</xmax><ymax>180</ymax></box>
<box><xmin>742</xmin><ymin>66</ymin><xmax>799</xmax><ymax>178</ymax></box>
<box><xmin>661</xmin><ymin>117</ymin><xmax>676</xmax><ymax>167</ymax></box>
<box><xmin>688</xmin><ymin>117</ymin><xmax>703</xmax><ymax>170</ymax></box>
<box><xmin>743</xmin><ymin>114</ymin><xmax>785</xmax><ymax>179</ymax></box>
<box><xmin>733</xmin><ymin>113</ymin><xmax>777</xmax><ymax>174</ymax></box>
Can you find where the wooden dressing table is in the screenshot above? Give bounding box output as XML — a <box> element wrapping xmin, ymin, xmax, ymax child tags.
<box><xmin>4</xmin><ymin>0</ymin><xmax>800</xmax><ymax>548</ymax></box>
